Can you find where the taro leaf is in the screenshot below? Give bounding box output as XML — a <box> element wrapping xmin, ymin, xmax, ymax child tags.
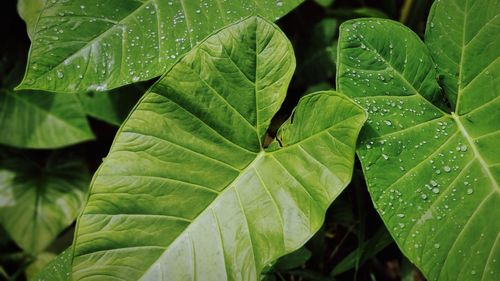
<box><xmin>337</xmin><ymin>5</ymin><xmax>499</xmax><ymax>280</ymax></box>
<box><xmin>0</xmin><ymin>89</ymin><xmax>94</xmax><ymax>148</ymax></box>
<box><xmin>16</xmin><ymin>0</ymin><xmax>303</xmax><ymax>93</ymax></box>
<box><xmin>30</xmin><ymin>248</ymin><xmax>72</xmax><ymax>281</ymax></box>
<box><xmin>71</xmin><ymin>16</ymin><xmax>366</xmax><ymax>280</ymax></box>
<box><xmin>0</xmin><ymin>152</ymin><xmax>89</xmax><ymax>254</ymax></box>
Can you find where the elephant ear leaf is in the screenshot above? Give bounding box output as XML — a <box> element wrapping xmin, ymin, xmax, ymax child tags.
<box><xmin>16</xmin><ymin>0</ymin><xmax>303</xmax><ymax>93</ymax></box>
<box><xmin>71</xmin><ymin>16</ymin><xmax>366</xmax><ymax>280</ymax></box>
<box><xmin>0</xmin><ymin>153</ymin><xmax>89</xmax><ymax>254</ymax></box>
<box><xmin>337</xmin><ymin>0</ymin><xmax>499</xmax><ymax>280</ymax></box>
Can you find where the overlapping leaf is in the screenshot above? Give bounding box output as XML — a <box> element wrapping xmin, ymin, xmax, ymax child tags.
<box><xmin>71</xmin><ymin>16</ymin><xmax>366</xmax><ymax>280</ymax></box>
<box><xmin>0</xmin><ymin>90</ymin><xmax>94</xmax><ymax>148</ymax></box>
<box><xmin>17</xmin><ymin>0</ymin><xmax>303</xmax><ymax>93</ymax></box>
<box><xmin>337</xmin><ymin>1</ymin><xmax>499</xmax><ymax>279</ymax></box>
<box><xmin>0</xmin><ymin>152</ymin><xmax>89</xmax><ymax>254</ymax></box>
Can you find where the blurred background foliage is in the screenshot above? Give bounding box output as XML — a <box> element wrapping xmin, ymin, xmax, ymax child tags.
<box><xmin>0</xmin><ymin>0</ymin><xmax>434</xmax><ymax>280</ymax></box>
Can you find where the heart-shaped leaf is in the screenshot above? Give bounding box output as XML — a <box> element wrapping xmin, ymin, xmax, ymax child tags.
<box><xmin>71</xmin><ymin>16</ymin><xmax>366</xmax><ymax>280</ymax></box>
<box><xmin>0</xmin><ymin>152</ymin><xmax>89</xmax><ymax>254</ymax></box>
<box><xmin>17</xmin><ymin>0</ymin><xmax>303</xmax><ymax>93</ymax></box>
<box><xmin>337</xmin><ymin>0</ymin><xmax>499</xmax><ymax>280</ymax></box>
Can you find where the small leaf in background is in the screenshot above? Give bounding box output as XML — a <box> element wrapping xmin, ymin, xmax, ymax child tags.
<box><xmin>30</xmin><ymin>248</ymin><xmax>72</xmax><ymax>281</ymax></box>
<box><xmin>337</xmin><ymin>0</ymin><xmax>499</xmax><ymax>279</ymax></box>
<box><xmin>16</xmin><ymin>0</ymin><xmax>304</xmax><ymax>93</ymax></box>
<box><xmin>0</xmin><ymin>90</ymin><xmax>94</xmax><ymax>148</ymax></box>
<box><xmin>314</xmin><ymin>0</ymin><xmax>335</xmax><ymax>8</ymax></box>
<box><xmin>25</xmin><ymin>252</ymin><xmax>56</xmax><ymax>280</ymax></box>
<box><xmin>77</xmin><ymin>83</ymin><xmax>143</xmax><ymax>126</ymax></box>
<box><xmin>0</xmin><ymin>152</ymin><xmax>89</xmax><ymax>254</ymax></box>
<box><xmin>71</xmin><ymin>16</ymin><xmax>366</xmax><ymax>280</ymax></box>
<box><xmin>272</xmin><ymin>247</ymin><xmax>312</xmax><ymax>271</ymax></box>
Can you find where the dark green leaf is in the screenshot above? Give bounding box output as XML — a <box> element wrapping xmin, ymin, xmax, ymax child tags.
<box><xmin>0</xmin><ymin>152</ymin><xmax>89</xmax><ymax>253</ymax></box>
<box><xmin>0</xmin><ymin>90</ymin><xmax>94</xmax><ymax>148</ymax></box>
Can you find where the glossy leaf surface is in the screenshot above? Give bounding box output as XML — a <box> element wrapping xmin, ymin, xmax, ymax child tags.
<box><xmin>0</xmin><ymin>153</ymin><xmax>89</xmax><ymax>254</ymax></box>
<box><xmin>72</xmin><ymin>17</ymin><xmax>366</xmax><ymax>280</ymax></box>
<box><xmin>17</xmin><ymin>0</ymin><xmax>303</xmax><ymax>93</ymax></box>
<box><xmin>0</xmin><ymin>90</ymin><xmax>94</xmax><ymax>148</ymax></box>
<box><xmin>337</xmin><ymin>4</ymin><xmax>499</xmax><ymax>280</ymax></box>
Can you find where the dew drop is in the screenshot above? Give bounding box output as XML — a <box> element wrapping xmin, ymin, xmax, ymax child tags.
<box><xmin>432</xmin><ymin>187</ymin><xmax>440</xmax><ymax>194</ymax></box>
<box><xmin>434</xmin><ymin>243</ymin><xmax>440</xmax><ymax>249</ymax></box>
<box><xmin>467</xmin><ymin>188</ymin><xmax>473</xmax><ymax>195</ymax></box>
<box><xmin>56</xmin><ymin>71</ymin><xmax>64</xmax><ymax>79</ymax></box>
<box><xmin>443</xmin><ymin>166</ymin><xmax>451</xmax><ymax>172</ymax></box>
<box><xmin>382</xmin><ymin>154</ymin><xmax>389</xmax><ymax>160</ymax></box>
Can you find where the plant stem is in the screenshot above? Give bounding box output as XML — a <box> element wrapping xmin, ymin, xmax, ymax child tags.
<box><xmin>399</xmin><ymin>0</ymin><xmax>414</xmax><ymax>23</ymax></box>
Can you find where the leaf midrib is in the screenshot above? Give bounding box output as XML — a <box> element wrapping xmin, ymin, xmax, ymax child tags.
<box><xmin>452</xmin><ymin>112</ymin><xmax>499</xmax><ymax>192</ymax></box>
<box><xmin>135</xmin><ymin>112</ymin><xmax>361</xmax><ymax>279</ymax></box>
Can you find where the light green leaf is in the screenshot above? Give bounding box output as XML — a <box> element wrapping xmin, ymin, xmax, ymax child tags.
<box><xmin>72</xmin><ymin>16</ymin><xmax>366</xmax><ymax>280</ymax></box>
<box><xmin>0</xmin><ymin>152</ymin><xmax>89</xmax><ymax>254</ymax></box>
<box><xmin>17</xmin><ymin>0</ymin><xmax>303</xmax><ymax>93</ymax></box>
<box><xmin>17</xmin><ymin>0</ymin><xmax>46</xmax><ymax>39</ymax></box>
<box><xmin>0</xmin><ymin>89</ymin><xmax>94</xmax><ymax>148</ymax></box>
<box><xmin>30</xmin><ymin>248</ymin><xmax>72</xmax><ymax>281</ymax></box>
<box><xmin>26</xmin><ymin>252</ymin><xmax>57</xmax><ymax>280</ymax></box>
<box><xmin>337</xmin><ymin>9</ymin><xmax>499</xmax><ymax>281</ymax></box>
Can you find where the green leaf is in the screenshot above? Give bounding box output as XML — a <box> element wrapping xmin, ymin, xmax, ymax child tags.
<box><xmin>78</xmin><ymin>85</ymin><xmax>143</xmax><ymax>126</ymax></box>
<box><xmin>0</xmin><ymin>89</ymin><xmax>94</xmax><ymax>148</ymax></box>
<box><xmin>330</xmin><ymin>226</ymin><xmax>393</xmax><ymax>276</ymax></box>
<box><xmin>272</xmin><ymin>247</ymin><xmax>312</xmax><ymax>271</ymax></box>
<box><xmin>71</xmin><ymin>16</ymin><xmax>366</xmax><ymax>280</ymax></box>
<box><xmin>30</xmin><ymin>248</ymin><xmax>72</xmax><ymax>281</ymax></box>
<box><xmin>425</xmin><ymin>0</ymin><xmax>500</xmax><ymax>111</ymax></box>
<box><xmin>17</xmin><ymin>0</ymin><xmax>304</xmax><ymax>93</ymax></box>
<box><xmin>17</xmin><ymin>0</ymin><xmax>46</xmax><ymax>39</ymax></box>
<box><xmin>0</xmin><ymin>152</ymin><xmax>89</xmax><ymax>253</ymax></box>
<box><xmin>337</xmin><ymin>8</ymin><xmax>499</xmax><ymax>281</ymax></box>
<box><xmin>25</xmin><ymin>252</ymin><xmax>57</xmax><ymax>280</ymax></box>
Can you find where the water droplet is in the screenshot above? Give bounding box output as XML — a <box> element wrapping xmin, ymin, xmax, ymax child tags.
<box><xmin>430</xmin><ymin>180</ymin><xmax>438</xmax><ymax>187</ymax></box>
<box><xmin>432</xmin><ymin>187</ymin><xmax>440</xmax><ymax>194</ymax></box>
<box><xmin>460</xmin><ymin>145</ymin><xmax>468</xmax><ymax>152</ymax></box>
<box><xmin>467</xmin><ymin>188</ymin><xmax>473</xmax><ymax>194</ymax></box>
<box><xmin>434</xmin><ymin>243</ymin><xmax>440</xmax><ymax>249</ymax></box>
<box><xmin>421</xmin><ymin>194</ymin><xmax>428</xmax><ymax>200</ymax></box>
<box><xmin>56</xmin><ymin>71</ymin><xmax>64</xmax><ymax>78</ymax></box>
<box><xmin>443</xmin><ymin>166</ymin><xmax>451</xmax><ymax>172</ymax></box>
<box><xmin>384</xmin><ymin>120</ymin><xmax>392</xmax><ymax>126</ymax></box>
<box><xmin>397</xmin><ymin>214</ymin><xmax>405</xmax><ymax>218</ymax></box>
<box><xmin>382</xmin><ymin>154</ymin><xmax>389</xmax><ymax>160</ymax></box>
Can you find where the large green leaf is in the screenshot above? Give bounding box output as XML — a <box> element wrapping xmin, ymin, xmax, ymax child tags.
<box><xmin>71</xmin><ymin>16</ymin><xmax>366</xmax><ymax>280</ymax></box>
<box><xmin>0</xmin><ymin>89</ymin><xmax>94</xmax><ymax>148</ymax></box>
<box><xmin>17</xmin><ymin>0</ymin><xmax>303</xmax><ymax>93</ymax></box>
<box><xmin>337</xmin><ymin>2</ymin><xmax>499</xmax><ymax>280</ymax></box>
<box><xmin>0</xmin><ymin>152</ymin><xmax>89</xmax><ymax>254</ymax></box>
